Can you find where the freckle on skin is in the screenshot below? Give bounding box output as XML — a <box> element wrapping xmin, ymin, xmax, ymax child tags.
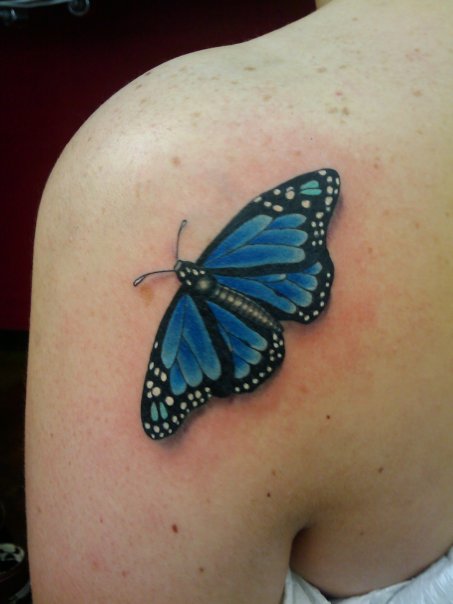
<box><xmin>121</xmin><ymin>570</ymin><xmax>129</xmax><ymax>577</ymax></box>
<box><xmin>172</xmin><ymin>524</ymin><xmax>179</xmax><ymax>533</ymax></box>
<box><xmin>263</xmin><ymin>95</ymin><xmax>272</xmax><ymax>101</ymax></box>
<box><xmin>326</xmin><ymin>415</ymin><xmax>331</xmax><ymax>420</ymax></box>
<box><xmin>378</xmin><ymin>467</ymin><xmax>384</xmax><ymax>473</ymax></box>
<box><xmin>99</xmin><ymin>516</ymin><xmax>103</xmax><ymax>524</ymax></box>
<box><xmin>172</xmin><ymin>156</ymin><xmax>181</xmax><ymax>167</ymax></box>
<box><xmin>271</xmin><ymin>469</ymin><xmax>277</xmax><ymax>477</ymax></box>
<box><xmin>267</xmin><ymin>492</ymin><xmax>271</xmax><ymax>498</ymax></box>
<box><xmin>199</xmin><ymin>567</ymin><xmax>205</xmax><ymax>573</ymax></box>
<box><xmin>342</xmin><ymin>107</ymin><xmax>350</xmax><ymax>116</ymax></box>
<box><xmin>335</xmin><ymin>90</ymin><xmax>343</xmax><ymax>97</ymax></box>
<box><xmin>413</xmin><ymin>89</ymin><xmax>423</xmax><ymax>97</ymax></box>
<box><xmin>317</xmin><ymin>66</ymin><xmax>327</xmax><ymax>73</ymax></box>
<box><xmin>244</xmin><ymin>66</ymin><xmax>256</xmax><ymax>71</ymax></box>
<box><xmin>139</xmin><ymin>287</ymin><xmax>153</xmax><ymax>306</ymax></box>
<box><xmin>327</xmin><ymin>106</ymin><xmax>338</xmax><ymax>114</ymax></box>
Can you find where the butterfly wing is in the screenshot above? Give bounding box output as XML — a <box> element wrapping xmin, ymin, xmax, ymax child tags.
<box><xmin>198</xmin><ymin>169</ymin><xmax>339</xmax><ymax>274</ymax></box>
<box><xmin>198</xmin><ymin>169</ymin><xmax>339</xmax><ymax>322</ymax></box>
<box><xmin>141</xmin><ymin>290</ymin><xmax>283</xmax><ymax>440</ymax></box>
<box><xmin>213</xmin><ymin>256</ymin><xmax>334</xmax><ymax>324</ymax></box>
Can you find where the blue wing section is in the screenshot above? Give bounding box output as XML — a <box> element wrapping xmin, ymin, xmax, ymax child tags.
<box><xmin>161</xmin><ymin>295</ymin><xmax>221</xmax><ymax>393</ymax></box>
<box><xmin>203</xmin><ymin>213</ymin><xmax>306</xmax><ymax>270</ymax></box>
<box><xmin>208</xmin><ymin>301</ymin><xmax>280</xmax><ymax>383</ymax></box>
<box><xmin>205</xmin><ymin>215</ymin><xmax>271</xmax><ymax>261</ymax></box>
<box><xmin>215</xmin><ymin>254</ymin><xmax>334</xmax><ymax>324</ymax></box>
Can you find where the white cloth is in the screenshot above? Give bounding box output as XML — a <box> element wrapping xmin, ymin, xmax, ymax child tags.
<box><xmin>283</xmin><ymin>546</ymin><xmax>453</xmax><ymax>604</ymax></box>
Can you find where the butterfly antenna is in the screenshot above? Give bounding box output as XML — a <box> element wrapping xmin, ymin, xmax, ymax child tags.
<box><xmin>132</xmin><ymin>269</ymin><xmax>175</xmax><ymax>287</ymax></box>
<box><xmin>175</xmin><ymin>219</ymin><xmax>188</xmax><ymax>260</ymax></box>
<box><xmin>133</xmin><ymin>219</ymin><xmax>187</xmax><ymax>287</ymax></box>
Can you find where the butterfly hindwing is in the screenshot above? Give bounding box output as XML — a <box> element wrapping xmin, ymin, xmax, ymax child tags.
<box><xmin>141</xmin><ymin>291</ymin><xmax>284</xmax><ymax>439</ymax></box>
<box><xmin>206</xmin><ymin>300</ymin><xmax>285</xmax><ymax>396</ymax></box>
<box><xmin>213</xmin><ymin>252</ymin><xmax>334</xmax><ymax>324</ymax></box>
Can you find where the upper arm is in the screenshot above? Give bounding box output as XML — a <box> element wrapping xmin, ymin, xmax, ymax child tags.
<box><xmin>25</xmin><ymin>48</ymin><xmax>316</xmax><ymax>604</ymax></box>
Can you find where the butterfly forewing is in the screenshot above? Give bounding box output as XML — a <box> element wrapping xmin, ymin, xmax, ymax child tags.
<box><xmin>197</xmin><ymin>169</ymin><xmax>340</xmax><ymax>275</ymax></box>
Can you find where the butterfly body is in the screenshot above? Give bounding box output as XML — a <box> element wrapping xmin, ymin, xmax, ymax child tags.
<box><xmin>137</xmin><ymin>169</ymin><xmax>340</xmax><ymax>440</ymax></box>
<box><xmin>175</xmin><ymin>259</ymin><xmax>282</xmax><ymax>333</ymax></box>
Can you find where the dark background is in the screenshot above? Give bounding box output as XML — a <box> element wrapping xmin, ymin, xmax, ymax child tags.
<box><xmin>2</xmin><ymin>0</ymin><xmax>315</xmax><ymax>331</ymax></box>
<box><xmin>0</xmin><ymin>0</ymin><xmax>315</xmax><ymax>593</ymax></box>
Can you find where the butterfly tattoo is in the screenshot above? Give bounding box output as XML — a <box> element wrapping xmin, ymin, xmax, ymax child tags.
<box><xmin>134</xmin><ymin>169</ymin><xmax>340</xmax><ymax>440</ymax></box>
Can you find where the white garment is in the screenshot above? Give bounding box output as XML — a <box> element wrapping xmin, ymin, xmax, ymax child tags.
<box><xmin>283</xmin><ymin>546</ymin><xmax>453</xmax><ymax>604</ymax></box>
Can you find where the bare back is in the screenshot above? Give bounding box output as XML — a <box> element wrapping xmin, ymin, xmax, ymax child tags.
<box><xmin>26</xmin><ymin>0</ymin><xmax>453</xmax><ymax>601</ymax></box>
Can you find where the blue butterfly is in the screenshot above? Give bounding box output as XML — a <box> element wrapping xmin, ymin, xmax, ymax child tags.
<box><xmin>134</xmin><ymin>169</ymin><xmax>340</xmax><ymax>440</ymax></box>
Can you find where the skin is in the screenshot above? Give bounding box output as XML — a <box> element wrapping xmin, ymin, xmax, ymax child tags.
<box><xmin>26</xmin><ymin>0</ymin><xmax>453</xmax><ymax>602</ymax></box>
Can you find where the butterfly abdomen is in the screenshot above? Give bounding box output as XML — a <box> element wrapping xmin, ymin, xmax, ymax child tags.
<box><xmin>209</xmin><ymin>283</ymin><xmax>282</xmax><ymax>333</ymax></box>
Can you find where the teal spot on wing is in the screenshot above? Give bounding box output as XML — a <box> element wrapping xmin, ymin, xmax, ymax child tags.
<box><xmin>159</xmin><ymin>402</ymin><xmax>168</xmax><ymax>420</ymax></box>
<box><xmin>151</xmin><ymin>402</ymin><xmax>159</xmax><ymax>422</ymax></box>
<box><xmin>300</xmin><ymin>180</ymin><xmax>322</xmax><ymax>195</ymax></box>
